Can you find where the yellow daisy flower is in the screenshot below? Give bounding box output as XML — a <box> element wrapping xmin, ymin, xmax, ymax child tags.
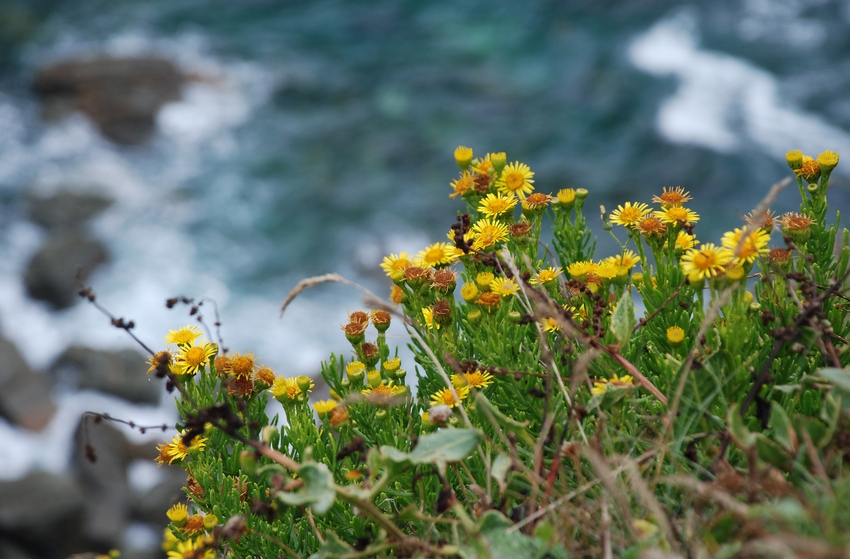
<box><xmin>430</xmin><ymin>385</ymin><xmax>470</xmax><ymax>408</ymax></box>
<box><xmin>471</xmin><ymin>218</ymin><xmax>509</xmax><ymax>250</ymax></box>
<box><xmin>173</xmin><ymin>341</ymin><xmax>218</xmax><ymax>376</ymax></box>
<box><xmin>490</xmin><ymin>276</ymin><xmax>519</xmax><ymax>297</ymax></box>
<box><xmin>673</xmin><ymin>231</ymin><xmax>697</xmax><ymax>251</ymax></box>
<box><xmin>654</xmin><ymin>206</ymin><xmax>699</xmax><ymax>224</ymax></box>
<box><xmin>651</xmin><ymin>186</ymin><xmax>692</xmax><ymax>207</ymax></box>
<box><xmin>380</xmin><ymin>252</ymin><xmax>414</xmax><ymax>281</ymax></box>
<box><xmin>269</xmin><ymin>377</ymin><xmax>302</xmax><ymax>401</ymax></box>
<box><xmin>450</xmin><ymin>171</ymin><xmax>474</xmax><ymax>198</ymax></box>
<box><xmin>422</xmin><ymin>307</ymin><xmax>439</xmax><ymax>330</ymax></box>
<box><xmin>542</xmin><ymin>317</ymin><xmax>560</xmax><ymax>332</ymax></box>
<box><xmin>567</xmin><ymin>260</ymin><xmax>597</xmax><ymax>279</ymax></box>
<box><xmin>312</xmin><ymin>400</ymin><xmax>337</xmax><ymax>419</ymax></box>
<box><xmin>604</xmin><ymin>250</ymin><xmax>640</xmax><ymax>270</ymax></box>
<box><xmin>720</xmin><ymin>227</ymin><xmax>770</xmax><ymax>264</ymax></box>
<box><xmin>530</xmin><ymin>266</ymin><xmax>563</xmax><ymax>285</ymax></box>
<box><xmin>166</xmin><ymin>536</ymin><xmax>214</xmax><ymax>559</ymax></box>
<box><xmin>680</xmin><ymin>243</ymin><xmax>734</xmax><ymax>281</ymax></box>
<box><xmin>477</xmin><ymin>193</ymin><xmax>517</xmax><ymax>217</ymax></box>
<box><xmin>496</xmin><ymin>162</ymin><xmax>535</xmax><ymax>198</ymax></box>
<box><xmin>464</xmin><ymin>370</ymin><xmax>494</xmax><ymax>389</ymax></box>
<box><xmin>416</xmin><ymin>243</ymin><xmax>461</xmax><ymax>267</ymax></box>
<box><xmin>609</xmin><ymin>202</ymin><xmax>650</xmax><ymax>227</ymax></box>
<box><xmin>164</xmin><ymin>325</ymin><xmax>202</xmax><ymax>347</ymax></box>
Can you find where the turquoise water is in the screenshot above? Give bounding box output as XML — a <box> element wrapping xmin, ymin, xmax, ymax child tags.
<box><xmin>0</xmin><ymin>0</ymin><xmax>849</xmax><ymax>371</ymax></box>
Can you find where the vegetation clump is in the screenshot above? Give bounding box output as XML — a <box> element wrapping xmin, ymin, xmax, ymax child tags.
<box><xmin>124</xmin><ymin>147</ymin><xmax>850</xmax><ymax>558</ymax></box>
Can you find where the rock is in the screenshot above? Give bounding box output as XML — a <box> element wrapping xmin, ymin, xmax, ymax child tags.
<box><xmin>50</xmin><ymin>346</ymin><xmax>160</xmax><ymax>405</ymax></box>
<box><xmin>0</xmin><ymin>471</ymin><xmax>87</xmax><ymax>557</ymax></box>
<box><xmin>27</xmin><ymin>189</ymin><xmax>113</xmax><ymax>231</ymax></box>
<box><xmin>72</xmin><ymin>418</ymin><xmax>133</xmax><ymax>548</ymax></box>
<box><xmin>132</xmin><ymin>466</ymin><xmax>187</xmax><ymax>524</ymax></box>
<box><xmin>33</xmin><ymin>56</ymin><xmax>184</xmax><ymax>145</ymax></box>
<box><xmin>0</xmin><ymin>538</ymin><xmax>37</xmax><ymax>559</ymax></box>
<box><xmin>0</xmin><ymin>337</ymin><xmax>56</xmax><ymax>430</ymax></box>
<box><xmin>23</xmin><ymin>233</ymin><xmax>108</xmax><ymax>309</ymax></box>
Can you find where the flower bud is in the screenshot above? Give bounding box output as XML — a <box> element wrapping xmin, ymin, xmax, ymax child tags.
<box><xmin>239</xmin><ymin>450</ymin><xmax>259</xmax><ymax>475</ymax></box>
<box><xmin>296</xmin><ymin>375</ymin><xmax>314</xmax><ymax>393</ymax></box>
<box><xmin>359</xmin><ymin>342</ymin><xmax>380</xmax><ymax>367</ymax></box>
<box><xmin>666</xmin><ymin>326</ymin><xmax>685</xmax><ymax>346</ymax></box>
<box><xmin>454</xmin><ymin>146</ymin><xmax>473</xmax><ymax>169</ymax></box>
<box><xmin>460</xmin><ymin>283</ymin><xmax>479</xmax><ymax>302</ymax></box>
<box><xmin>785</xmin><ymin>149</ymin><xmax>803</xmax><ymax>170</ymax></box>
<box><xmin>367</xmin><ymin>369</ymin><xmax>383</xmax><ymax>389</ymax></box>
<box><xmin>490</xmin><ymin>152</ymin><xmax>507</xmax><ymax>174</ymax></box>
<box><xmin>346</xmin><ymin>361</ymin><xmax>366</xmax><ymax>384</ymax></box>
<box><xmin>467</xmin><ymin>309</ymin><xmax>482</xmax><ymax>324</ymax></box>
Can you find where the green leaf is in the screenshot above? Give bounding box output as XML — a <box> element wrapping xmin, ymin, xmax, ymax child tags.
<box><xmin>818</xmin><ymin>367</ymin><xmax>850</xmax><ymax>393</ymax></box>
<box><xmin>727</xmin><ymin>404</ymin><xmax>756</xmax><ymax>449</ymax></box>
<box><xmin>474</xmin><ymin>392</ymin><xmax>530</xmax><ymax>434</ymax></box>
<box><xmin>755</xmin><ymin>435</ymin><xmax>792</xmax><ymax>472</ymax></box>
<box><xmin>308</xmin><ymin>530</ymin><xmax>354</xmax><ymax>559</ymax></box>
<box><xmin>610</xmin><ymin>290</ymin><xmax>636</xmax><ymax>349</ymax></box>
<box><xmin>275</xmin><ymin>462</ymin><xmax>336</xmax><ymax>514</ymax></box>
<box><xmin>769</xmin><ymin>401</ymin><xmax>797</xmax><ymax>453</ymax></box>
<box><xmin>491</xmin><ymin>453</ymin><xmax>511</xmax><ymax>495</ymax></box>
<box><xmin>380</xmin><ymin>428</ymin><xmax>482</xmax><ymax>467</ymax></box>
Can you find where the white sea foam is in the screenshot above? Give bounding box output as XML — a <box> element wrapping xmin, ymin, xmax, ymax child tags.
<box><xmin>629</xmin><ymin>9</ymin><xmax>850</xmax><ymax>163</ymax></box>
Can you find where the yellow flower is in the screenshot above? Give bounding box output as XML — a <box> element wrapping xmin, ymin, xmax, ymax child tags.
<box><xmin>610</xmin><ymin>202</ymin><xmax>650</xmax><ymax>227</ymax></box>
<box><xmin>166</xmin><ymin>503</ymin><xmax>189</xmax><ymax>525</ymax></box>
<box><xmin>165</xmin><ymin>325</ymin><xmax>202</xmax><ymax>347</ymax></box>
<box><xmin>460</xmin><ymin>283</ymin><xmax>479</xmax><ymax>302</ymax></box>
<box><xmin>567</xmin><ymin>260</ymin><xmax>597</xmax><ymax>279</ymax></box>
<box><xmin>604</xmin><ymin>250</ymin><xmax>640</xmax><ymax>270</ymax></box>
<box><xmin>173</xmin><ymin>341</ymin><xmax>218</xmax><ymax>376</ymax></box>
<box><xmin>496</xmin><ymin>162</ymin><xmax>535</xmax><ymax>198</ymax></box>
<box><xmin>654</xmin><ymin>206</ymin><xmax>699</xmax><ymax>224</ymax></box>
<box><xmin>422</xmin><ymin>307</ymin><xmax>439</xmax><ymax>330</ymax></box>
<box><xmin>416</xmin><ymin>242</ymin><xmax>461</xmax><ymax>267</ymax></box>
<box><xmin>673</xmin><ymin>231</ymin><xmax>697</xmax><ymax>251</ymax></box>
<box><xmin>466</xmin><ymin>370</ymin><xmax>494</xmax><ymax>388</ymax></box>
<box><xmin>720</xmin><ymin>228</ymin><xmax>770</xmax><ymax>264</ymax></box>
<box><xmin>380</xmin><ymin>252</ymin><xmax>414</xmax><ymax>281</ymax></box>
<box><xmin>636</xmin><ymin>216</ymin><xmax>667</xmax><ymax>238</ymax></box>
<box><xmin>166</xmin><ymin>536</ymin><xmax>215</xmax><ymax>559</ymax></box>
<box><xmin>155</xmin><ymin>432</ymin><xmax>208</xmax><ymax>466</ymax></box>
<box><xmin>450</xmin><ymin>171</ymin><xmax>474</xmax><ymax>198</ymax></box>
<box><xmin>556</xmin><ymin>188</ymin><xmax>576</xmax><ymax>205</ymax></box>
<box><xmin>471</xmin><ymin>217</ymin><xmax>509</xmax><ymax>250</ymax></box>
<box><xmin>522</xmin><ymin>192</ymin><xmax>550</xmax><ymax>211</ymax></box>
<box><xmin>430</xmin><ymin>385</ymin><xmax>470</xmax><ymax>408</ymax></box>
<box><xmin>680</xmin><ymin>243</ymin><xmax>734</xmax><ymax>281</ymax></box>
<box><xmin>594</xmin><ymin>261</ymin><xmax>619</xmax><ymax>280</ymax></box>
<box><xmin>146</xmin><ymin>350</ymin><xmax>173</xmax><ymax>375</ymax></box>
<box><xmin>475</xmin><ymin>272</ymin><xmax>495</xmax><ymax>290</ymax></box>
<box><xmin>817</xmin><ymin>150</ymin><xmax>839</xmax><ymax>170</ymax></box>
<box><xmin>542</xmin><ymin>317</ymin><xmax>560</xmax><ymax>332</ymax></box>
<box><xmin>477</xmin><ymin>193</ymin><xmax>517</xmax><ymax>217</ymax></box>
<box><xmin>227</xmin><ymin>351</ymin><xmax>256</xmax><ymax>379</ymax></box>
<box><xmin>785</xmin><ymin>149</ymin><xmax>803</xmax><ymax>169</ymax></box>
<box><xmin>312</xmin><ymin>399</ymin><xmax>338</xmax><ymax>418</ymax></box>
<box><xmin>454</xmin><ymin>145</ymin><xmax>474</xmax><ymax>168</ymax></box>
<box><xmin>490</xmin><ymin>276</ymin><xmax>520</xmax><ymax>297</ymax></box>
<box><xmin>269</xmin><ymin>377</ymin><xmax>302</xmax><ymax>401</ymax></box>
<box><xmin>476</xmin><ymin>292</ymin><xmax>501</xmax><ymax>312</ymax></box>
<box><xmin>651</xmin><ymin>186</ymin><xmax>692</xmax><ymax>207</ymax></box>
<box><xmin>390</xmin><ymin>284</ymin><xmax>404</xmax><ymax>305</ymax></box>
<box><xmin>666</xmin><ymin>326</ymin><xmax>685</xmax><ymax>345</ymax></box>
<box><xmin>530</xmin><ymin>266</ymin><xmax>563</xmax><ymax>285</ymax></box>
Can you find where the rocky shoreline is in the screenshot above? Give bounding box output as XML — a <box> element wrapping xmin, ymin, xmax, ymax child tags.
<box><xmin>0</xmin><ymin>54</ymin><xmax>191</xmax><ymax>559</ymax></box>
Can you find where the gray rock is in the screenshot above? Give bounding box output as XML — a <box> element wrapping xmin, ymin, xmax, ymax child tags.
<box><xmin>23</xmin><ymin>233</ymin><xmax>108</xmax><ymax>309</ymax></box>
<box><xmin>72</xmin><ymin>418</ymin><xmax>133</xmax><ymax>548</ymax></box>
<box><xmin>51</xmin><ymin>346</ymin><xmax>160</xmax><ymax>405</ymax></box>
<box><xmin>0</xmin><ymin>471</ymin><xmax>87</xmax><ymax>556</ymax></box>
<box><xmin>132</xmin><ymin>465</ymin><xmax>187</xmax><ymax>524</ymax></box>
<box><xmin>33</xmin><ymin>56</ymin><xmax>184</xmax><ymax>145</ymax></box>
<box><xmin>0</xmin><ymin>337</ymin><xmax>56</xmax><ymax>431</ymax></box>
<box><xmin>27</xmin><ymin>189</ymin><xmax>113</xmax><ymax>231</ymax></box>
<box><xmin>0</xmin><ymin>538</ymin><xmax>37</xmax><ymax>559</ymax></box>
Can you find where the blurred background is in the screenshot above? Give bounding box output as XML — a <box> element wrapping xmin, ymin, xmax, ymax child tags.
<box><xmin>0</xmin><ymin>0</ymin><xmax>849</xmax><ymax>557</ymax></box>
